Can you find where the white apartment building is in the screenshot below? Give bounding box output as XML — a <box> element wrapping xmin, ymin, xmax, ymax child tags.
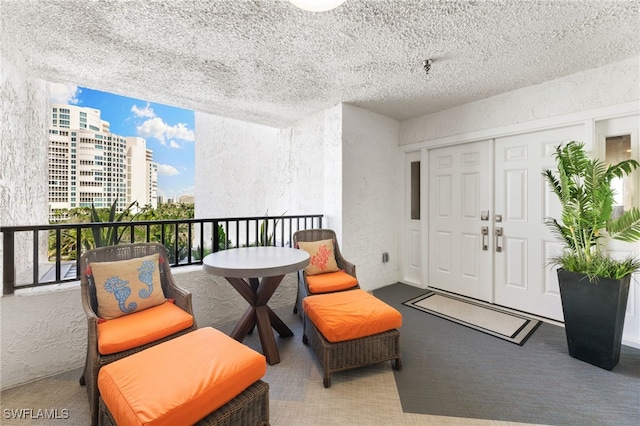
<box><xmin>48</xmin><ymin>104</ymin><xmax>157</xmax><ymax>218</ymax></box>
<box><xmin>126</xmin><ymin>137</ymin><xmax>158</xmax><ymax>210</ymax></box>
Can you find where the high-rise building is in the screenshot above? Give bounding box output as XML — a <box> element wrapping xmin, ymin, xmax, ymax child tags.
<box><xmin>48</xmin><ymin>104</ymin><xmax>157</xmax><ymax>219</ymax></box>
<box><xmin>126</xmin><ymin>137</ymin><xmax>158</xmax><ymax>210</ymax></box>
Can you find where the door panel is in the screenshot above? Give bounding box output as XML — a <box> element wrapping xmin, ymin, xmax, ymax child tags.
<box><xmin>494</xmin><ymin>125</ymin><xmax>582</xmax><ymax>321</ymax></box>
<box><xmin>428</xmin><ymin>141</ymin><xmax>492</xmax><ymax>301</ymax></box>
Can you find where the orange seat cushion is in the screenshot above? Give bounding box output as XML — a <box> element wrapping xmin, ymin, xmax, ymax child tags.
<box><xmin>98</xmin><ymin>327</ymin><xmax>267</xmax><ymax>426</ymax></box>
<box><xmin>303</xmin><ymin>289</ymin><xmax>402</xmax><ymax>343</ymax></box>
<box><xmin>305</xmin><ymin>270</ymin><xmax>358</xmax><ymax>294</ymax></box>
<box><xmin>97</xmin><ymin>301</ymin><xmax>194</xmax><ymax>355</ymax></box>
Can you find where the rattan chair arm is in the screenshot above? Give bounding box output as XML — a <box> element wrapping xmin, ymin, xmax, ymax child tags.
<box><xmin>80</xmin><ymin>278</ymin><xmax>101</xmax><ymax>320</ymax></box>
<box><xmin>337</xmin><ymin>258</ymin><xmax>356</xmax><ymax>278</ymax></box>
<box><xmin>164</xmin><ymin>284</ymin><xmax>193</xmax><ymax>312</ymax></box>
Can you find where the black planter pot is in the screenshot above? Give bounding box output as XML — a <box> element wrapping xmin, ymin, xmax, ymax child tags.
<box><xmin>557</xmin><ymin>269</ymin><xmax>631</xmax><ymax>370</ymax></box>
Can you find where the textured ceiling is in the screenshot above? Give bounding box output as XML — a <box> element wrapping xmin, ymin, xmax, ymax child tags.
<box><xmin>2</xmin><ymin>0</ymin><xmax>639</xmax><ymax>128</ymax></box>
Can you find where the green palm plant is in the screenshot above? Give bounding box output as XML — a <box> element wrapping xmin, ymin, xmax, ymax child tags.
<box><xmin>543</xmin><ymin>141</ymin><xmax>640</xmax><ymax>279</ymax></box>
<box><xmin>258</xmin><ymin>210</ymin><xmax>287</xmax><ymax>247</ymax></box>
<box><xmin>89</xmin><ymin>199</ymin><xmax>139</xmax><ymax>248</ymax></box>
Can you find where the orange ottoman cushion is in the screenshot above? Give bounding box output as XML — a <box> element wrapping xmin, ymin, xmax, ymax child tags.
<box><xmin>303</xmin><ymin>289</ymin><xmax>402</xmax><ymax>342</ymax></box>
<box><xmin>98</xmin><ymin>327</ymin><xmax>266</xmax><ymax>426</ymax></box>
<box><xmin>305</xmin><ymin>270</ymin><xmax>358</xmax><ymax>294</ymax></box>
<box><xmin>97</xmin><ymin>300</ymin><xmax>194</xmax><ymax>355</ymax></box>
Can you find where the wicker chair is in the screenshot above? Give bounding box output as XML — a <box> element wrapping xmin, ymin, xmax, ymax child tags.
<box><xmin>79</xmin><ymin>242</ymin><xmax>197</xmax><ymax>426</ymax></box>
<box><xmin>292</xmin><ymin>228</ymin><xmax>358</xmax><ymax>315</ymax></box>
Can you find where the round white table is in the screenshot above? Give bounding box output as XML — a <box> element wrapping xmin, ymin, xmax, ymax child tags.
<box><xmin>203</xmin><ymin>246</ymin><xmax>310</xmax><ymax>364</ymax></box>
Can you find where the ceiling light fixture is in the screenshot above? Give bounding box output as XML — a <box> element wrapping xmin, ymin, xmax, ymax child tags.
<box><xmin>289</xmin><ymin>0</ymin><xmax>346</xmax><ymax>12</ymax></box>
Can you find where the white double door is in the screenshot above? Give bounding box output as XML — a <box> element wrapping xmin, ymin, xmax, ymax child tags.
<box><xmin>427</xmin><ymin>127</ymin><xmax>580</xmax><ymax>321</ymax></box>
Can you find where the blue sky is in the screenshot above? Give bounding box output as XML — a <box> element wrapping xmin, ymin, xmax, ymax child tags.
<box><xmin>49</xmin><ymin>83</ymin><xmax>195</xmax><ymax>200</ymax></box>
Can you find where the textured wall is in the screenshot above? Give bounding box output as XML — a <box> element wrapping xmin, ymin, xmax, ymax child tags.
<box><xmin>195</xmin><ymin>112</ymin><xmax>331</xmax><ymax>219</ymax></box>
<box><xmin>194</xmin><ymin>107</ymin><xmax>339</xmax><ymax>232</ymax></box>
<box><xmin>321</xmin><ymin>105</ymin><xmax>344</xmax><ymax>240</ymax></box>
<box><xmin>0</xmin><ymin>29</ymin><xmax>49</xmax><ymax>279</ymax></box>
<box><xmin>400</xmin><ymin>56</ymin><xmax>640</xmax><ymax>145</ymax></box>
<box><xmin>1</xmin><ymin>286</ymin><xmax>86</xmax><ymax>389</ymax></box>
<box><xmin>194</xmin><ymin>103</ymin><xmax>401</xmax><ymax>292</ymax></box>
<box><xmin>1</xmin><ymin>26</ymin><xmax>51</xmax><ymax>389</ymax></box>
<box><xmin>341</xmin><ymin>105</ymin><xmax>402</xmax><ymax>291</ymax></box>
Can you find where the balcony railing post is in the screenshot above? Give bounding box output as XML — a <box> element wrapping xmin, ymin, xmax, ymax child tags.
<box><xmin>55</xmin><ymin>228</ymin><xmax>61</xmax><ymax>282</ymax></box>
<box><xmin>3</xmin><ymin>230</ymin><xmax>16</xmax><ymax>295</ymax></box>
<box><xmin>213</xmin><ymin>221</ymin><xmax>219</xmax><ymax>253</ymax></box>
<box><xmin>33</xmin><ymin>230</ymin><xmax>39</xmax><ymax>285</ymax></box>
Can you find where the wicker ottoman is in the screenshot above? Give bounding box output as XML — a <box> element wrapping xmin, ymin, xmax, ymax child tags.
<box><xmin>302</xmin><ymin>289</ymin><xmax>402</xmax><ymax>388</ymax></box>
<box><xmin>97</xmin><ymin>327</ymin><xmax>269</xmax><ymax>426</ymax></box>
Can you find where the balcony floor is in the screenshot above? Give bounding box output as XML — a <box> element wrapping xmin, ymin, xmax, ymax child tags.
<box><xmin>2</xmin><ymin>283</ymin><xmax>639</xmax><ymax>425</ymax></box>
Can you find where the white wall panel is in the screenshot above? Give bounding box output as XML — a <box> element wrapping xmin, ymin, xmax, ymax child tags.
<box><xmin>505</xmin><ymin>169</ymin><xmax>527</xmax><ymax>222</ymax></box>
<box><xmin>436</xmin><ymin>231</ymin><xmax>452</xmax><ymax>273</ymax></box>
<box><xmin>542</xmin><ymin>240</ymin><xmax>562</xmax><ymax>297</ymax></box>
<box><xmin>342</xmin><ymin>104</ymin><xmax>401</xmax><ymax>291</ymax></box>
<box><xmin>436</xmin><ymin>175</ymin><xmax>452</xmax><ymax>218</ymax></box>
<box><xmin>505</xmin><ymin>238</ymin><xmax>527</xmax><ymax>290</ymax></box>
<box><xmin>461</xmin><ymin>233</ymin><xmax>479</xmax><ymax>279</ymax></box>
<box><xmin>462</xmin><ymin>173</ymin><xmax>479</xmax><ymax>219</ymax></box>
<box><xmin>409</xmin><ymin>229</ymin><xmax>421</xmax><ymax>268</ymax></box>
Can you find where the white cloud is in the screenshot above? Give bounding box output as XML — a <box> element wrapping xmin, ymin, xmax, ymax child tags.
<box><xmin>49</xmin><ymin>82</ymin><xmax>81</xmax><ymax>104</ymax></box>
<box><xmin>169</xmin><ymin>140</ymin><xmax>180</xmax><ymax>149</ymax></box>
<box><xmin>156</xmin><ymin>164</ymin><xmax>180</xmax><ymax>176</ymax></box>
<box><xmin>136</xmin><ymin>117</ymin><xmax>195</xmax><ymax>144</ymax></box>
<box><xmin>166</xmin><ymin>122</ymin><xmax>195</xmax><ymax>142</ymax></box>
<box><xmin>131</xmin><ymin>102</ymin><xmax>156</xmax><ymax>118</ymax></box>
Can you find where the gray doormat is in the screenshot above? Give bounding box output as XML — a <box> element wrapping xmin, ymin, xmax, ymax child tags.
<box><xmin>403</xmin><ymin>290</ymin><xmax>541</xmax><ymax>345</ymax></box>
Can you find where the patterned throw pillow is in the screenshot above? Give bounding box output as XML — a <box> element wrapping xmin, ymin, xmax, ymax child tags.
<box><xmin>297</xmin><ymin>239</ymin><xmax>340</xmax><ymax>275</ymax></box>
<box><xmin>90</xmin><ymin>253</ymin><xmax>166</xmax><ymax>319</ymax></box>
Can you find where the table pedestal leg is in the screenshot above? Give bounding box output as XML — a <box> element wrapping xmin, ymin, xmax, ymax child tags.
<box><xmin>224</xmin><ymin>275</ymin><xmax>293</xmax><ymax>365</ymax></box>
<box><xmin>230</xmin><ymin>307</ymin><xmax>256</xmax><ymax>342</ymax></box>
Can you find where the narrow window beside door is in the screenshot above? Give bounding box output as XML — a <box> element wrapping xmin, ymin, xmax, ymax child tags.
<box><xmin>605</xmin><ymin>134</ymin><xmax>633</xmax><ymax>217</ymax></box>
<box><xmin>411</xmin><ymin>161</ymin><xmax>420</xmax><ymax>220</ymax></box>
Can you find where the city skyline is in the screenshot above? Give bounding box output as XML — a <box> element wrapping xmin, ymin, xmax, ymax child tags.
<box><xmin>49</xmin><ymin>82</ymin><xmax>195</xmax><ymax>200</ymax></box>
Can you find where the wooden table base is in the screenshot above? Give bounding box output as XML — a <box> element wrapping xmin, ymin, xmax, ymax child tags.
<box><xmin>225</xmin><ymin>275</ymin><xmax>293</xmax><ymax>364</ymax></box>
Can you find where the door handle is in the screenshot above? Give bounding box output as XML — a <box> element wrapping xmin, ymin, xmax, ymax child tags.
<box><xmin>495</xmin><ymin>227</ymin><xmax>503</xmax><ymax>252</ymax></box>
<box><xmin>481</xmin><ymin>226</ymin><xmax>489</xmax><ymax>250</ymax></box>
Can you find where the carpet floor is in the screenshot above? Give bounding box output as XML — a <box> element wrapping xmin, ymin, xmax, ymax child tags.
<box><xmin>377</xmin><ymin>283</ymin><xmax>640</xmax><ymax>426</ymax></box>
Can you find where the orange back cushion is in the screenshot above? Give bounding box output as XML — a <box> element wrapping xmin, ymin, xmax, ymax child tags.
<box><xmin>297</xmin><ymin>239</ymin><xmax>340</xmax><ymax>275</ymax></box>
<box><xmin>90</xmin><ymin>253</ymin><xmax>166</xmax><ymax>319</ymax></box>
